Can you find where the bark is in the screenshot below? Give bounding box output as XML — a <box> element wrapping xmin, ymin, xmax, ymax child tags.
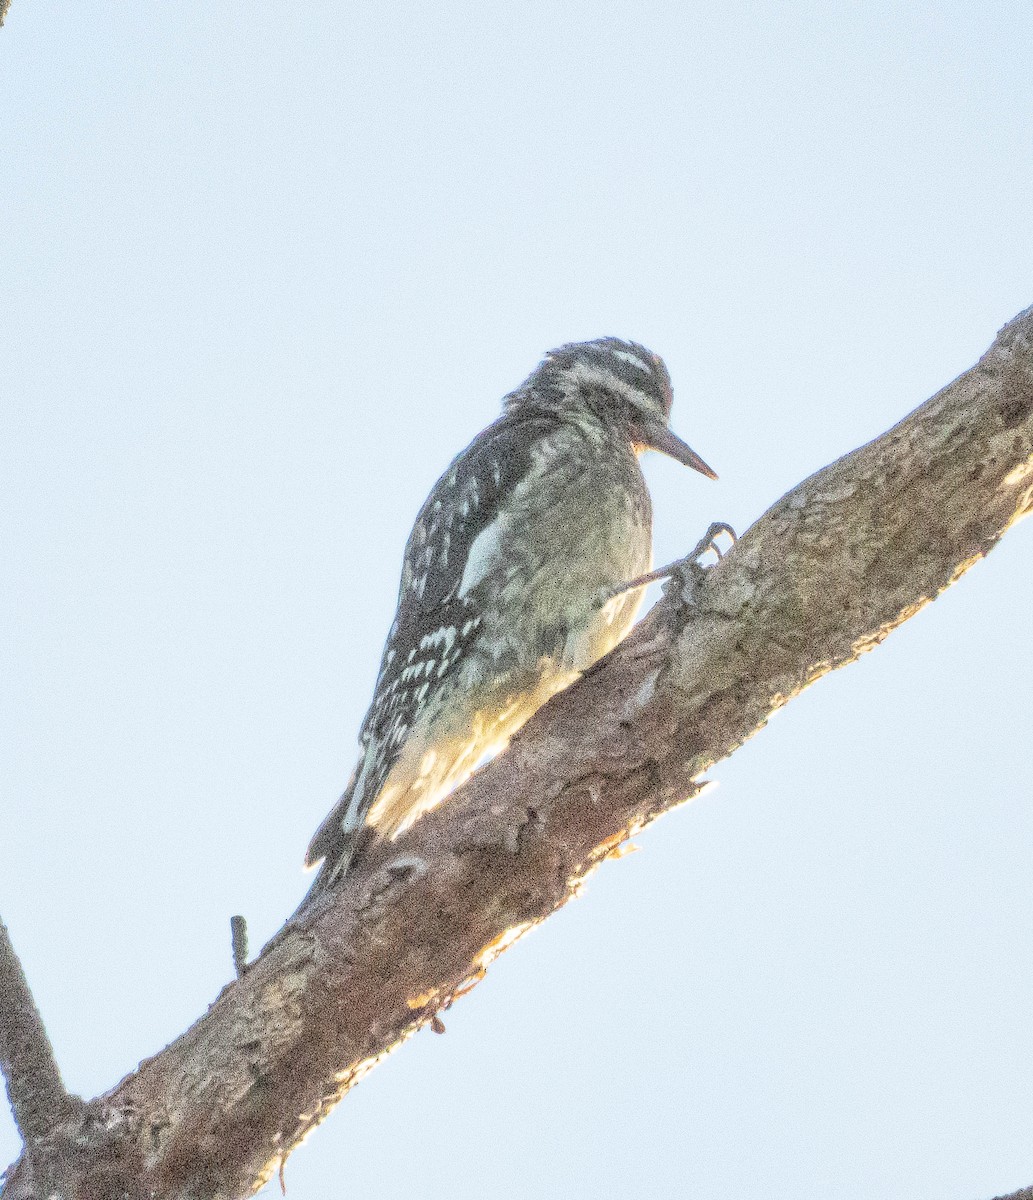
<box><xmin>2</xmin><ymin>305</ymin><xmax>1032</xmax><ymax>1200</ymax></box>
<box><xmin>0</xmin><ymin>921</ymin><xmax>78</xmax><ymax>1157</ymax></box>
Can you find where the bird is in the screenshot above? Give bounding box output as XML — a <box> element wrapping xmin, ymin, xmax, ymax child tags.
<box><xmin>304</xmin><ymin>337</ymin><xmax>717</xmax><ymax>892</ymax></box>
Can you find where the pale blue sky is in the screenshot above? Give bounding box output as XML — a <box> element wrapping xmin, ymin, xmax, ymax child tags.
<box><xmin>2</xmin><ymin>4</ymin><xmax>1032</xmax><ymax>1197</ymax></box>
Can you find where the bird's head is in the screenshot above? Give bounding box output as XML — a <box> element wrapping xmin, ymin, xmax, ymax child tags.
<box><xmin>506</xmin><ymin>337</ymin><xmax>717</xmax><ymax>479</ymax></box>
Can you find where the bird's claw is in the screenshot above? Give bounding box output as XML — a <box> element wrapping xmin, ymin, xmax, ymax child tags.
<box><xmin>659</xmin><ymin>521</ymin><xmax>737</xmax><ymax>601</ymax></box>
<box><xmin>606</xmin><ymin>521</ymin><xmax>737</xmax><ymax>602</ymax></box>
<box><xmin>684</xmin><ymin>521</ymin><xmax>737</xmax><ymax>567</ymax></box>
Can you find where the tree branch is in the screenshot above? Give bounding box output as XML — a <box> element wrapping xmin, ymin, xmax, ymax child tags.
<box><xmin>3</xmin><ymin>306</ymin><xmax>1032</xmax><ymax>1199</ymax></box>
<box><xmin>0</xmin><ymin>918</ymin><xmax>76</xmax><ymax>1155</ymax></box>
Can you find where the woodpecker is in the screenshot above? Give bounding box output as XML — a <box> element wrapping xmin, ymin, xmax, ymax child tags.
<box><xmin>305</xmin><ymin>337</ymin><xmax>717</xmax><ymax>891</ymax></box>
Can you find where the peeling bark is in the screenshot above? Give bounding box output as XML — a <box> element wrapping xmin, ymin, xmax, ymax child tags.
<box><xmin>2</xmin><ymin>306</ymin><xmax>1032</xmax><ymax>1200</ymax></box>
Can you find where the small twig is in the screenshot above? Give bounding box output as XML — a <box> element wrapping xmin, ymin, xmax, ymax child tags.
<box><xmin>0</xmin><ymin>0</ymin><xmax>11</xmax><ymax>28</ymax></box>
<box><xmin>0</xmin><ymin>916</ymin><xmax>74</xmax><ymax>1146</ymax></box>
<box><xmin>230</xmin><ymin>915</ymin><xmax>249</xmax><ymax>978</ymax></box>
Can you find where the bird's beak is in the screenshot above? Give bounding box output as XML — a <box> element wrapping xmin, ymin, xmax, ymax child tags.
<box><xmin>637</xmin><ymin>419</ymin><xmax>718</xmax><ymax>480</ymax></box>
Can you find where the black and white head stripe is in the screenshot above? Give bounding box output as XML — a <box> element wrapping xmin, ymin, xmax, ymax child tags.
<box><xmin>506</xmin><ymin>337</ymin><xmax>674</xmax><ymax>422</ymax></box>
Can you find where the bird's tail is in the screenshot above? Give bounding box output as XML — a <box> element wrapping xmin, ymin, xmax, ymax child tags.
<box><xmin>300</xmin><ymin>753</ymin><xmax>376</xmax><ymax>905</ymax></box>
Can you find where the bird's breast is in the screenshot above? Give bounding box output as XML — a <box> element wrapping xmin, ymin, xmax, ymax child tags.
<box><xmin>475</xmin><ymin>438</ymin><xmax>652</xmax><ymax>676</ymax></box>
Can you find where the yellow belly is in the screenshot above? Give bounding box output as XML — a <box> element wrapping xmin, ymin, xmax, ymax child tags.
<box><xmin>367</xmin><ymin>435</ymin><xmax>652</xmax><ymax>843</ymax></box>
<box><xmin>366</xmin><ymin>589</ymin><xmax>645</xmax><ymax>842</ymax></box>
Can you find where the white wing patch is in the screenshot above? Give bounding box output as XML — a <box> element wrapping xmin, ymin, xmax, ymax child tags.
<box><xmin>458</xmin><ymin>517</ymin><xmax>504</xmax><ymax>599</ymax></box>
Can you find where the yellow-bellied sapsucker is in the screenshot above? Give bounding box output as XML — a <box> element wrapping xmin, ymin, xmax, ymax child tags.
<box><xmin>305</xmin><ymin>337</ymin><xmax>716</xmax><ymax>890</ymax></box>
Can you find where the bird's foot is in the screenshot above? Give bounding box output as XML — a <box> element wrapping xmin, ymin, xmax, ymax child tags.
<box><xmin>605</xmin><ymin>522</ymin><xmax>737</xmax><ymax>602</ymax></box>
<box><xmin>681</xmin><ymin>521</ymin><xmax>737</xmax><ymax>570</ymax></box>
<box><xmin>659</xmin><ymin>521</ymin><xmax>737</xmax><ymax>604</ymax></box>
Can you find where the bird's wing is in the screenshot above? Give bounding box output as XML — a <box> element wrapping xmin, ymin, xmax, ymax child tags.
<box><xmin>359</xmin><ymin>414</ymin><xmax>552</xmax><ymax>749</ymax></box>
<box><xmin>306</xmin><ymin>415</ymin><xmax>555</xmax><ymax>878</ymax></box>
